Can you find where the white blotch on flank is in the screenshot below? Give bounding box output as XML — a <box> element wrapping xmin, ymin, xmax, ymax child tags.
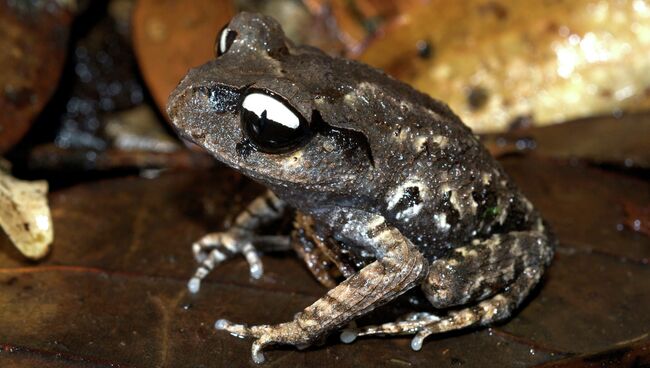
<box><xmin>242</xmin><ymin>93</ymin><xmax>299</xmax><ymax>129</ymax></box>
<box><xmin>482</xmin><ymin>172</ymin><xmax>492</xmax><ymax>185</ymax></box>
<box><xmin>396</xmin><ymin>203</ymin><xmax>424</xmax><ymax>221</ymax></box>
<box><xmin>386</xmin><ymin>179</ymin><xmax>425</xmax><ymax>210</ymax></box>
<box><xmin>386</xmin><ymin>178</ymin><xmax>427</xmax><ymax>220</ymax></box>
<box><xmin>413</xmin><ymin>136</ymin><xmax>427</xmax><ymax>153</ymax></box>
<box><xmin>448</xmin><ymin>190</ymin><xmax>462</xmax><ymax>213</ymax></box>
<box><xmin>369</xmin><ymin>216</ymin><xmax>386</xmax><ymax>228</ymax></box>
<box><xmin>431</xmin><ymin>135</ymin><xmax>448</xmax><ymax>148</ymax></box>
<box><xmin>433</xmin><ymin>213</ymin><xmax>451</xmax><ymax>231</ymax></box>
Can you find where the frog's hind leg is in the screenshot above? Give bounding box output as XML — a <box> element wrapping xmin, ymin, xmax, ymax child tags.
<box><xmin>340</xmin><ymin>226</ymin><xmax>554</xmax><ymax>350</ymax></box>
<box><xmin>409</xmin><ymin>264</ymin><xmax>542</xmax><ymax>350</ymax></box>
<box><xmin>340</xmin><ymin>263</ymin><xmax>542</xmax><ymax>350</ymax></box>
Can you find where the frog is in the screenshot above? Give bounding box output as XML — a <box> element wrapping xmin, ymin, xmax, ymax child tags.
<box><xmin>166</xmin><ymin>12</ymin><xmax>555</xmax><ymax>364</ymax></box>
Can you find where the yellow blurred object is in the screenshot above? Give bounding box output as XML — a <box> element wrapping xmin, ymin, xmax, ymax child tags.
<box><xmin>0</xmin><ymin>163</ymin><xmax>53</xmax><ymax>259</ymax></box>
<box><xmin>359</xmin><ymin>0</ymin><xmax>650</xmax><ymax>132</ymax></box>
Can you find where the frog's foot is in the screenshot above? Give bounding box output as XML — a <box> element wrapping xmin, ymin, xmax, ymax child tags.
<box><xmin>188</xmin><ymin>232</ymin><xmax>260</xmax><ymax>293</ymax></box>
<box><xmin>214</xmin><ymin>319</ymin><xmax>313</xmax><ymax>364</ymax></box>
<box><xmin>189</xmin><ymin>232</ymin><xmax>292</xmax><ymax>293</ymax></box>
<box><xmin>341</xmin><ymin>265</ymin><xmax>542</xmax><ymax>351</ymax></box>
<box><xmin>339</xmin><ymin>312</ymin><xmax>441</xmax><ymax>346</ymax></box>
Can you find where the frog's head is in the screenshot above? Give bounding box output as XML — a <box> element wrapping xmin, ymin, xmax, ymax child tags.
<box><xmin>168</xmin><ymin>12</ymin><xmax>458</xmax><ymax>198</ymax></box>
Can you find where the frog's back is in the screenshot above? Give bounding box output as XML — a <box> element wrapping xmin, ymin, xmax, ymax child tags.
<box><xmin>284</xmin><ymin>44</ymin><xmax>542</xmax><ymax>261</ymax></box>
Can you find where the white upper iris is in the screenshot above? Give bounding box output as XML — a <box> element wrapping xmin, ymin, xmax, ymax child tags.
<box><xmin>219</xmin><ymin>28</ymin><xmax>232</xmax><ymax>55</ymax></box>
<box><xmin>242</xmin><ymin>93</ymin><xmax>300</xmax><ymax>129</ymax></box>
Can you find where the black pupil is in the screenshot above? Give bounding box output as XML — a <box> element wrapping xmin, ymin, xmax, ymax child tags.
<box><xmin>217</xmin><ymin>27</ymin><xmax>237</xmax><ymax>56</ymax></box>
<box><xmin>241</xmin><ymin>96</ymin><xmax>309</xmax><ymax>153</ymax></box>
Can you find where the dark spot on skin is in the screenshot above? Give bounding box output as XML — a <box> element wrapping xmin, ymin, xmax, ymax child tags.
<box><xmin>311</xmin><ymin>110</ymin><xmax>375</xmax><ymax>167</ymax></box>
<box><xmin>435</xmin><ymin>191</ymin><xmax>461</xmax><ymax>231</ymax></box>
<box><xmin>473</xmin><ymin>187</ymin><xmax>501</xmax><ymax>233</ymax></box>
<box><xmin>23</xmin><ymin>223</ymin><xmax>30</xmax><ymax>232</ymax></box>
<box><xmin>5</xmin><ymin>277</ymin><xmax>18</xmax><ymax>286</ymax></box>
<box><xmin>466</xmin><ymin>86</ymin><xmax>489</xmax><ymax>111</ymax></box>
<box><xmin>402</xmin><ymin>187</ymin><xmax>422</xmax><ymax>208</ymax></box>
<box><xmin>492</xmin><ymin>197</ymin><xmax>531</xmax><ymax>233</ymax></box>
<box><xmin>416</xmin><ymin>40</ymin><xmax>433</xmax><ymax>59</ymax></box>
<box><xmin>236</xmin><ymin>138</ymin><xmax>257</xmax><ymax>158</ymax></box>
<box><xmin>197</xmin><ymin>85</ymin><xmax>240</xmax><ymax>113</ymax></box>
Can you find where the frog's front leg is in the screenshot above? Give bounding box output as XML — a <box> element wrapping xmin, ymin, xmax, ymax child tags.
<box><xmin>188</xmin><ymin>190</ymin><xmax>289</xmax><ymax>293</ymax></box>
<box><xmin>215</xmin><ymin>213</ymin><xmax>428</xmax><ymax>363</ymax></box>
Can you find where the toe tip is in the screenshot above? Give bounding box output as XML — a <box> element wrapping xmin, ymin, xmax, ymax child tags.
<box><xmin>340</xmin><ymin>330</ymin><xmax>358</xmax><ymax>344</ymax></box>
<box><xmin>410</xmin><ymin>336</ymin><xmax>424</xmax><ymax>351</ymax></box>
<box><xmin>252</xmin><ymin>347</ymin><xmax>266</xmax><ymax>364</ymax></box>
<box><xmin>249</xmin><ymin>264</ymin><xmax>263</xmax><ymax>279</ymax></box>
<box><xmin>187</xmin><ymin>278</ymin><xmax>201</xmax><ymax>293</ymax></box>
<box><xmin>214</xmin><ymin>319</ymin><xmax>230</xmax><ymax>330</ymax></box>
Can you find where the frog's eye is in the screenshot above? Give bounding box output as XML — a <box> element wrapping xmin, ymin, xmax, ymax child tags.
<box><xmin>240</xmin><ymin>91</ymin><xmax>310</xmax><ymax>153</ymax></box>
<box><xmin>216</xmin><ymin>25</ymin><xmax>237</xmax><ymax>56</ymax></box>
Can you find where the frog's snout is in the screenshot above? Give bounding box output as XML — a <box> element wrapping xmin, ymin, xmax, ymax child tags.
<box><xmin>166</xmin><ymin>79</ymin><xmax>190</xmax><ymax>125</ymax></box>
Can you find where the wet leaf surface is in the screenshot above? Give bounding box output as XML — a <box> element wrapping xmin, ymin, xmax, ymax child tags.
<box><xmin>502</xmin><ymin>157</ymin><xmax>650</xmax><ymax>263</ymax></box>
<box><xmin>0</xmin><ymin>0</ymin><xmax>73</xmax><ymax>153</ymax></box>
<box><xmin>1</xmin><ymin>151</ymin><xmax>649</xmax><ymax>367</ymax></box>
<box><xmin>27</xmin><ymin>144</ymin><xmax>215</xmax><ymax>172</ymax></box>
<box><xmin>483</xmin><ymin>113</ymin><xmax>650</xmax><ymax>170</ymax></box>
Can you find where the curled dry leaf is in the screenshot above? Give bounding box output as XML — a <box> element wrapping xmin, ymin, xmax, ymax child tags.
<box><xmin>304</xmin><ymin>0</ymin><xmax>421</xmax><ymax>55</ymax></box>
<box><xmin>359</xmin><ymin>0</ymin><xmax>650</xmax><ymax>132</ymax></box>
<box><xmin>0</xmin><ymin>0</ymin><xmax>73</xmax><ymax>153</ymax></box>
<box><xmin>132</xmin><ymin>0</ymin><xmax>235</xmax><ymax>118</ymax></box>
<box><xmin>0</xmin><ymin>165</ymin><xmax>53</xmax><ymax>259</ymax></box>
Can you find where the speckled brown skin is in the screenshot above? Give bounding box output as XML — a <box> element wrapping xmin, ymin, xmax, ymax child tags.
<box><xmin>167</xmin><ymin>12</ymin><xmax>555</xmax><ymax>364</ymax></box>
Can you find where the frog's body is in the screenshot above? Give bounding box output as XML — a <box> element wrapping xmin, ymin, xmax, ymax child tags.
<box><xmin>167</xmin><ymin>12</ymin><xmax>554</xmax><ymax>364</ymax></box>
